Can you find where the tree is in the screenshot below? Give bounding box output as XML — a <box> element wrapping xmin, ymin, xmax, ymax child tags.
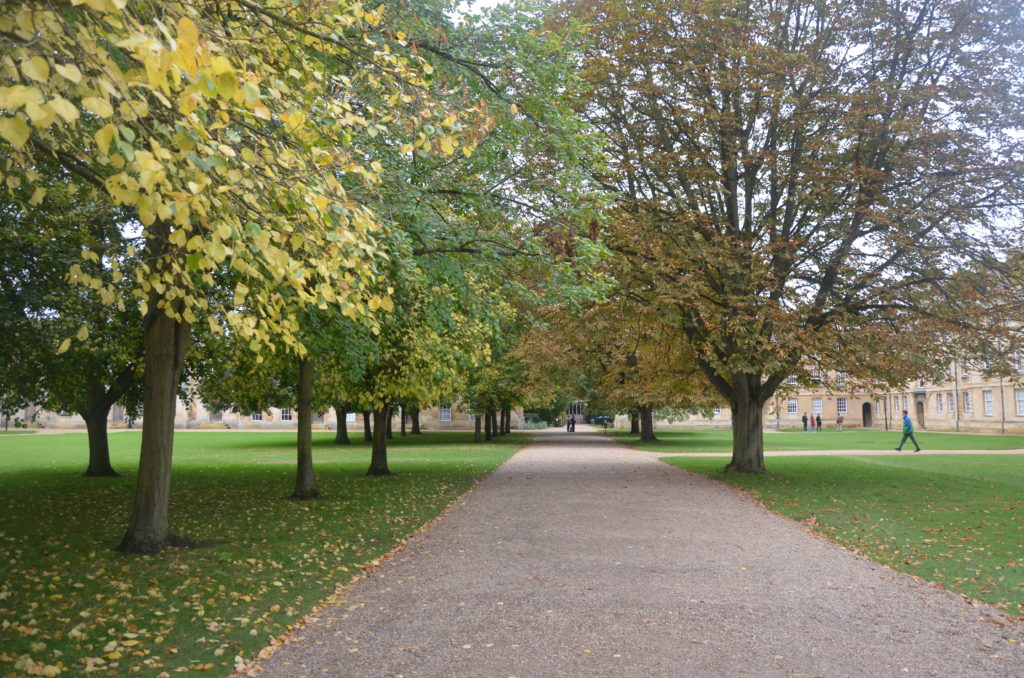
<box><xmin>2</xmin><ymin>0</ymin><xmax>487</xmax><ymax>552</ymax></box>
<box><xmin>555</xmin><ymin>0</ymin><xmax>1024</xmax><ymax>472</ymax></box>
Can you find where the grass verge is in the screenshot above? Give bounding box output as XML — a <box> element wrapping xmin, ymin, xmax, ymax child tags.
<box><xmin>0</xmin><ymin>431</ymin><xmax>527</xmax><ymax>676</ymax></box>
<box><xmin>660</xmin><ymin>454</ymin><xmax>1024</xmax><ymax>617</ymax></box>
<box><xmin>615</xmin><ymin>427</ymin><xmax>1024</xmax><ymax>452</ymax></box>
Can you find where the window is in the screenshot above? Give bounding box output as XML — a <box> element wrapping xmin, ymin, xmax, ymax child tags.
<box><xmin>280</xmin><ymin>408</ymin><xmax>292</xmax><ymax>422</ymax></box>
<box><xmin>902</xmin><ymin>395</ymin><xmax>908</xmax><ymax>411</ymax></box>
<box><xmin>937</xmin><ymin>396</ymin><xmax>944</xmax><ymax>414</ymax></box>
<box><xmin>786</xmin><ymin>375</ymin><xmax>798</xmax><ymax>386</ymax></box>
<box><xmin>313</xmin><ymin>412</ymin><xmax>324</xmax><ymax>424</ymax></box>
<box><xmin>1016</xmin><ymin>389</ymin><xmax>1024</xmax><ymax>417</ymax></box>
<box><xmin>468</xmin><ymin>414</ymin><xmax>476</xmax><ymax>422</ymax></box>
<box><xmin>439</xmin><ymin>404</ymin><xmax>452</xmax><ymax>422</ymax></box>
<box><xmin>787</xmin><ymin>399</ymin><xmax>798</xmax><ymax>414</ymax></box>
<box><xmin>811</xmin><ymin>369</ymin><xmax>822</xmax><ymax>384</ymax></box>
<box><xmin>947</xmin><ymin>393</ymin><xmax>954</xmax><ymax>413</ymax></box>
<box><xmin>812</xmin><ymin>398</ymin><xmax>823</xmax><ymax>414</ymax></box>
<box><xmin>876</xmin><ymin>401</ymin><xmax>882</xmax><ymax>415</ymax></box>
<box><xmin>345</xmin><ymin>412</ymin><xmax>356</xmax><ymax>423</ymax></box>
<box><xmin>836</xmin><ymin>371</ymin><xmax>847</xmax><ymax>388</ymax></box>
<box><xmin>251</xmin><ymin>412</ymin><xmax>262</xmax><ymax>421</ymax></box>
<box><xmin>963</xmin><ymin>391</ymin><xmax>972</xmax><ymax>412</ymax></box>
<box><xmin>983</xmin><ymin>391</ymin><xmax>994</xmax><ymax>417</ymax></box>
<box><xmin>712</xmin><ymin>407</ymin><xmax>722</xmax><ymax>416</ymax></box>
<box><xmin>837</xmin><ymin>397</ymin><xmax>847</xmax><ymax>414</ymax></box>
<box><xmin>1015</xmin><ymin>355</ymin><xmax>1023</xmax><ymax>374</ymax></box>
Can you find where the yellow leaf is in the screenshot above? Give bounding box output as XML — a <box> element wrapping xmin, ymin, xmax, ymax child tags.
<box><xmin>57</xmin><ymin>338</ymin><xmax>71</xmax><ymax>354</ymax></box>
<box><xmin>25</xmin><ymin>101</ymin><xmax>56</xmax><ymax>127</ymax></box>
<box><xmin>54</xmin><ymin>63</ymin><xmax>83</xmax><ymax>83</ymax></box>
<box><xmin>29</xmin><ymin>187</ymin><xmax>45</xmax><ymax>205</ymax></box>
<box><xmin>0</xmin><ymin>116</ymin><xmax>30</xmax><ymax>148</ymax></box>
<box><xmin>94</xmin><ymin>123</ymin><xmax>116</xmax><ymax>155</ymax></box>
<box><xmin>0</xmin><ymin>85</ymin><xmax>43</xmax><ymax>110</ymax></box>
<box><xmin>82</xmin><ymin>96</ymin><xmax>114</xmax><ymax>118</ymax></box>
<box><xmin>21</xmin><ymin>56</ymin><xmax>50</xmax><ymax>83</ymax></box>
<box><xmin>439</xmin><ymin>135</ymin><xmax>455</xmax><ymax>155</ymax></box>
<box><xmin>49</xmin><ymin>96</ymin><xmax>80</xmax><ymax>123</ymax></box>
<box><xmin>77</xmin><ymin>325</ymin><xmax>89</xmax><ymax>341</ymax></box>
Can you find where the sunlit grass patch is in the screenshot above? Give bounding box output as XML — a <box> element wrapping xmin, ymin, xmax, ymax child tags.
<box><xmin>661</xmin><ymin>454</ymin><xmax>1024</xmax><ymax>617</ymax></box>
<box><xmin>0</xmin><ymin>431</ymin><xmax>526</xmax><ymax>676</ymax></box>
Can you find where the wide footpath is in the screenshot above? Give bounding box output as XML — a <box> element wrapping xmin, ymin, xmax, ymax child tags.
<box><xmin>253</xmin><ymin>427</ymin><xmax>1024</xmax><ymax>677</ymax></box>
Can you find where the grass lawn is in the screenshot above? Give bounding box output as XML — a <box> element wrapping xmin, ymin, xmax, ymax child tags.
<box><xmin>614</xmin><ymin>427</ymin><xmax>1024</xmax><ymax>452</ymax></box>
<box><xmin>657</xmin><ymin>451</ymin><xmax>1024</xmax><ymax>618</ymax></box>
<box><xmin>0</xmin><ymin>430</ymin><xmax>527</xmax><ymax>676</ymax></box>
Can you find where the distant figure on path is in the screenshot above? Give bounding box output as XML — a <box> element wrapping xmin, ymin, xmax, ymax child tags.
<box><xmin>836</xmin><ymin>414</ymin><xmax>844</xmax><ymax>432</ymax></box>
<box><xmin>895</xmin><ymin>410</ymin><xmax>922</xmax><ymax>452</ymax></box>
<box><xmin>802</xmin><ymin>413</ymin><xmax>808</xmax><ymax>432</ymax></box>
<box><xmin>567</xmin><ymin>416</ymin><xmax>576</xmax><ymax>433</ymax></box>
<box><xmin>815</xmin><ymin>414</ymin><xmax>822</xmax><ymax>432</ymax></box>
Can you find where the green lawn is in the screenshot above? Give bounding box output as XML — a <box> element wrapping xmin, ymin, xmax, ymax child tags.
<box><xmin>659</xmin><ymin>453</ymin><xmax>1024</xmax><ymax>617</ymax></box>
<box><xmin>0</xmin><ymin>431</ymin><xmax>527</xmax><ymax>676</ymax></box>
<box><xmin>614</xmin><ymin>427</ymin><xmax>1024</xmax><ymax>452</ymax></box>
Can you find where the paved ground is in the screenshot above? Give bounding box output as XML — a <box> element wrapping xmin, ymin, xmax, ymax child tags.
<box><xmin>252</xmin><ymin>427</ymin><xmax>1023</xmax><ymax>677</ymax></box>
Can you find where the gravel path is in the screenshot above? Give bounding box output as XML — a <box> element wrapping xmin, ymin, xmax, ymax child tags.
<box><xmin>253</xmin><ymin>428</ymin><xmax>1023</xmax><ymax>677</ymax></box>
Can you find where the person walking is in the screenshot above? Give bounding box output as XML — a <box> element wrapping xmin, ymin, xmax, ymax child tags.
<box><xmin>815</xmin><ymin>414</ymin><xmax>822</xmax><ymax>433</ymax></box>
<box><xmin>802</xmin><ymin>413</ymin><xmax>808</xmax><ymax>432</ymax></box>
<box><xmin>836</xmin><ymin>414</ymin><xmax>844</xmax><ymax>432</ymax></box>
<box><xmin>895</xmin><ymin>410</ymin><xmax>922</xmax><ymax>452</ymax></box>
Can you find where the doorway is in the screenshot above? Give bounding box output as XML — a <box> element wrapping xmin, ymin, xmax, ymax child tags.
<box><xmin>915</xmin><ymin>400</ymin><xmax>925</xmax><ymax>430</ymax></box>
<box><xmin>862</xmin><ymin>402</ymin><xmax>872</xmax><ymax>428</ymax></box>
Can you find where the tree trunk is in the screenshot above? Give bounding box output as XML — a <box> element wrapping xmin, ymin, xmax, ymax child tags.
<box><xmin>368</xmin><ymin>406</ymin><xmax>392</xmax><ymax>476</ymax></box>
<box><xmin>484</xmin><ymin>409</ymin><xmax>493</xmax><ymax>441</ymax></box>
<box><xmin>727</xmin><ymin>384</ymin><xmax>767</xmax><ymax>474</ymax></box>
<box><xmin>411</xmin><ymin>408</ymin><xmax>421</xmax><ymax>434</ymax></box>
<box><xmin>630</xmin><ymin>411</ymin><xmax>640</xmax><ymax>434</ymax></box>
<box><xmin>334</xmin><ymin>403</ymin><xmax>350</xmax><ymax>445</ymax></box>
<box><xmin>386</xmin><ymin>410</ymin><xmax>393</xmax><ymax>439</ymax></box>
<box><xmin>118</xmin><ymin>308</ymin><xmax>191</xmax><ymax>554</ymax></box>
<box><xmin>639</xmin><ymin>406</ymin><xmax>657</xmax><ymax>442</ymax></box>
<box><xmin>81</xmin><ymin>383</ymin><xmax>119</xmax><ymax>477</ymax></box>
<box><xmin>292</xmin><ymin>357</ymin><xmax>319</xmax><ymax>499</ymax></box>
<box><xmin>363</xmin><ymin>410</ymin><xmax>372</xmax><ymax>442</ymax></box>
<box><xmin>499</xmin><ymin>409</ymin><xmax>507</xmax><ymax>437</ymax></box>
<box><xmin>474</xmin><ymin>413</ymin><xmax>482</xmax><ymax>443</ymax></box>
<box><xmin>400</xmin><ymin>406</ymin><xmax>406</xmax><ymax>436</ymax></box>
<box><xmin>504</xmin><ymin>408</ymin><xmax>512</xmax><ymax>434</ymax></box>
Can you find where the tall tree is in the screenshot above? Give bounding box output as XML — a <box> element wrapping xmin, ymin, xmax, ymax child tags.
<box><xmin>555</xmin><ymin>0</ymin><xmax>1024</xmax><ymax>472</ymax></box>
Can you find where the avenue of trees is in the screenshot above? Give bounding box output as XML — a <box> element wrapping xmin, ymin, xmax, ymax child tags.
<box><xmin>2</xmin><ymin>0</ymin><xmax>1024</xmax><ymax>553</ymax></box>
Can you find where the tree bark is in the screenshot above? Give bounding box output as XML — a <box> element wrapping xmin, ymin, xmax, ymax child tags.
<box><xmin>630</xmin><ymin>411</ymin><xmax>640</xmax><ymax>434</ymax></box>
<box><xmin>386</xmin><ymin>410</ymin><xmax>393</xmax><ymax>439</ymax></box>
<box><xmin>368</xmin><ymin>405</ymin><xmax>392</xmax><ymax>476</ymax></box>
<box><xmin>334</xmin><ymin>403</ymin><xmax>350</xmax><ymax>445</ymax></box>
<box><xmin>81</xmin><ymin>403</ymin><xmax>118</xmax><ymax>476</ymax></box>
<box><xmin>292</xmin><ymin>357</ymin><xmax>318</xmax><ymax>499</ymax></box>
<box><xmin>499</xmin><ymin>408</ymin><xmax>507</xmax><ymax>437</ymax></box>
<box><xmin>726</xmin><ymin>382</ymin><xmax>767</xmax><ymax>474</ymax></box>
<box><xmin>118</xmin><ymin>307</ymin><xmax>191</xmax><ymax>554</ymax></box>
<box><xmin>639</xmin><ymin>406</ymin><xmax>657</xmax><ymax>442</ymax></box>
<box><xmin>362</xmin><ymin>410</ymin><xmax>372</xmax><ymax>442</ymax></box>
<box><xmin>474</xmin><ymin>413</ymin><xmax>482</xmax><ymax>443</ymax></box>
<box><xmin>410</xmin><ymin>408</ymin><xmax>421</xmax><ymax>434</ymax></box>
<box><xmin>400</xmin><ymin>405</ymin><xmax>406</xmax><ymax>436</ymax></box>
<box><xmin>504</xmin><ymin>408</ymin><xmax>512</xmax><ymax>434</ymax></box>
<box><xmin>484</xmin><ymin>409</ymin><xmax>493</xmax><ymax>441</ymax></box>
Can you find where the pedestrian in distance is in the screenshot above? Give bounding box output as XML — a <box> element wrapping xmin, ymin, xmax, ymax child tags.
<box><xmin>836</xmin><ymin>414</ymin><xmax>844</xmax><ymax>432</ymax></box>
<box><xmin>802</xmin><ymin>413</ymin><xmax>808</xmax><ymax>432</ymax></box>
<box><xmin>816</xmin><ymin>414</ymin><xmax>822</xmax><ymax>432</ymax></box>
<box><xmin>895</xmin><ymin>409</ymin><xmax>922</xmax><ymax>452</ymax></box>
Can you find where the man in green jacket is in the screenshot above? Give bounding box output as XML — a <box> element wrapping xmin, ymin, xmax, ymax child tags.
<box><xmin>896</xmin><ymin>410</ymin><xmax>922</xmax><ymax>452</ymax></box>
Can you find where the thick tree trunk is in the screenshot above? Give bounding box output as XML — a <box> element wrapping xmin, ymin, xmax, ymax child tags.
<box><xmin>630</xmin><ymin>411</ymin><xmax>640</xmax><ymax>434</ymax></box>
<box><xmin>334</xmin><ymin>403</ymin><xmax>350</xmax><ymax>445</ymax></box>
<box><xmin>410</xmin><ymin>408</ymin><xmax>421</xmax><ymax>434</ymax></box>
<box><xmin>727</xmin><ymin>385</ymin><xmax>767</xmax><ymax>474</ymax></box>
<box><xmin>400</xmin><ymin>406</ymin><xmax>406</xmax><ymax>436</ymax></box>
<box><xmin>484</xmin><ymin>409</ymin><xmax>493</xmax><ymax>441</ymax></box>
<box><xmin>500</xmin><ymin>408</ymin><xmax>508</xmax><ymax>436</ymax></box>
<box><xmin>386</xmin><ymin>410</ymin><xmax>393</xmax><ymax>439</ymax></box>
<box><xmin>292</xmin><ymin>357</ymin><xmax>319</xmax><ymax>499</ymax></box>
<box><xmin>639</xmin><ymin>406</ymin><xmax>657</xmax><ymax>442</ymax></box>
<box><xmin>474</xmin><ymin>414</ymin><xmax>482</xmax><ymax>443</ymax></box>
<box><xmin>119</xmin><ymin>309</ymin><xmax>190</xmax><ymax>554</ymax></box>
<box><xmin>368</xmin><ymin>406</ymin><xmax>392</xmax><ymax>476</ymax></box>
<box><xmin>82</xmin><ymin>384</ymin><xmax>118</xmax><ymax>476</ymax></box>
<box><xmin>362</xmin><ymin>410</ymin><xmax>372</xmax><ymax>442</ymax></box>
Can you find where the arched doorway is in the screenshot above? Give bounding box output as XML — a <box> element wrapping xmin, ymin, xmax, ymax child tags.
<box><xmin>915</xmin><ymin>400</ymin><xmax>925</xmax><ymax>429</ymax></box>
<box><xmin>862</xmin><ymin>402</ymin><xmax>872</xmax><ymax>428</ymax></box>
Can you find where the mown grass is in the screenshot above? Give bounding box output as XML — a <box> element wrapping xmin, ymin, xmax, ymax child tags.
<box><xmin>0</xmin><ymin>431</ymin><xmax>527</xmax><ymax>676</ymax></box>
<box><xmin>659</xmin><ymin>453</ymin><xmax>1024</xmax><ymax>617</ymax></box>
<box><xmin>615</xmin><ymin>427</ymin><xmax>1024</xmax><ymax>452</ymax></box>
